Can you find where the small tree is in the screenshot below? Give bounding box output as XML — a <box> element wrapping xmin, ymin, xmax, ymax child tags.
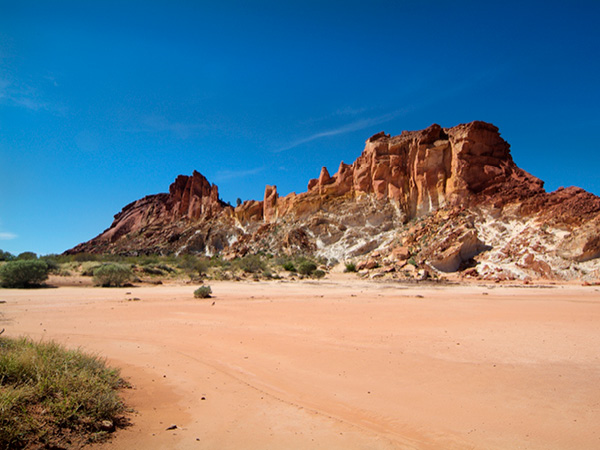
<box><xmin>0</xmin><ymin>250</ymin><xmax>15</xmax><ymax>261</ymax></box>
<box><xmin>17</xmin><ymin>251</ymin><xmax>37</xmax><ymax>260</ymax></box>
<box><xmin>344</xmin><ymin>262</ymin><xmax>357</xmax><ymax>272</ymax></box>
<box><xmin>93</xmin><ymin>264</ymin><xmax>133</xmax><ymax>287</ymax></box>
<box><xmin>0</xmin><ymin>260</ymin><xmax>49</xmax><ymax>288</ymax></box>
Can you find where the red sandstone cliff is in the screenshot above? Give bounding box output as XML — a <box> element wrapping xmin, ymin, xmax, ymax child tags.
<box><xmin>66</xmin><ymin>121</ymin><xmax>600</xmax><ymax>281</ymax></box>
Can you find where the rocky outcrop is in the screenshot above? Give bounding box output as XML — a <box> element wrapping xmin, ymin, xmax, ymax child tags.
<box><xmin>168</xmin><ymin>171</ymin><xmax>225</xmax><ymax>220</ymax></box>
<box><xmin>66</xmin><ymin>121</ymin><xmax>600</xmax><ymax>282</ymax></box>
<box><xmin>276</xmin><ymin>121</ymin><xmax>544</xmax><ymax>221</ymax></box>
<box><xmin>68</xmin><ymin>171</ymin><xmax>231</xmax><ymax>255</ymax></box>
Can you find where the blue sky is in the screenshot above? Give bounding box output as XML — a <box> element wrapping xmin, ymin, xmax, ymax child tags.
<box><xmin>1</xmin><ymin>1</ymin><xmax>599</xmax><ymax>255</ymax></box>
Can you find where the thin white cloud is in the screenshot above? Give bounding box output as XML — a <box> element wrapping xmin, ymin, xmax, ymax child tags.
<box><xmin>0</xmin><ymin>232</ymin><xmax>17</xmax><ymax>240</ymax></box>
<box><xmin>212</xmin><ymin>167</ymin><xmax>264</xmax><ymax>182</ymax></box>
<box><xmin>299</xmin><ymin>105</ymin><xmax>372</xmax><ymax>125</ymax></box>
<box><xmin>127</xmin><ymin>115</ymin><xmax>207</xmax><ymax>139</ymax></box>
<box><xmin>275</xmin><ymin>109</ymin><xmax>409</xmax><ymax>153</ymax></box>
<box><xmin>10</xmin><ymin>96</ymin><xmax>50</xmax><ymax>111</ymax></box>
<box><xmin>0</xmin><ymin>77</ymin><xmax>60</xmax><ymax>113</ymax></box>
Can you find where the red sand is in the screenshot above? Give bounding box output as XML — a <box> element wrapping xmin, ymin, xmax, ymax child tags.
<box><xmin>2</xmin><ymin>277</ymin><xmax>599</xmax><ymax>449</ymax></box>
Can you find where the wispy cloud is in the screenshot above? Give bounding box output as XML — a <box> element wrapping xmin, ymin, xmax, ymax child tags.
<box><xmin>299</xmin><ymin>105</ymin><xmax>372</xmax><ymax>125</ymax></box>
<box><xmin>0</xmin><ymin>232</ymin><xmax>17</xmax><ymax>240</ymax></box>
<box><xmin>126</xmin><ymin>115</ymin><xmax>207</xmax><ymax>139</ymax></box>
<box><xmin>275</xmin><ymin>109</ymin><xmax>409</xmax><ymax>153</ymax></box>
<box><xmin>212</xmin><ymin>167</ymin><xmax>264</xmax><ymax>182</ymax></box>
<box><xmin>0</xmin><ymin>77</ymin><xmax>61</xmax><ymax>113</ymax></box>
<box><xmin>10</xmin><ymin>96</ymin><xmax>50</xmax><ymax>111</ymax></box>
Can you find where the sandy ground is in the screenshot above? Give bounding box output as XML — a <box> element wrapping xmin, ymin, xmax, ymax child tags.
<box><xmin>1</xmin><ymin>276</ymin><xmax>599</xmax><ymax>449</ymax></box>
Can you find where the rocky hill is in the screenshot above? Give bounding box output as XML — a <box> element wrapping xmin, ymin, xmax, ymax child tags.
<box><xmin>67</xmin><ymin>121</ymin><xmax>600</xmax><ymax>281</ymax></box>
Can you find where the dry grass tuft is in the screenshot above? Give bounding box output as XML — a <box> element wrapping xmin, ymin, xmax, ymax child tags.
<box><xmin>0</xmin><ymin>336</ymin><xmax>128</xmax><ymax>449</ymax></box>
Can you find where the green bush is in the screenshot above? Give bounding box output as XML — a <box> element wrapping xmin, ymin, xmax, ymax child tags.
<box><xmin>156</xmin><ymin>263</ymin><xmax>175</xmax><ymax>273</ymax></box>
<box><xmin>297</xmin><ymin>261</ymin><xmax>317</xmax><ymax>275</ymax></box>
<box><xmin>237</xmin><ymin>254</ymin><xmax>266</xmax><ymax>273</ymax></box>
<box><xmin>81</xmin><ymin>262</ymin><xmax>103</xmax><ymax>276</ymax></box>
<box><xmin>0</xmin><ymin>336</ymin><xmax>125</xmax><ymax>449</ymax></box>
<box><xmin>344</xmin><ymin>262</ymin><xmax>357</xmax><ymax>273</ymax></box>
<box><xmin>93</xmin><ymin>264</ymin><xmax>132</xmax><ymax>287</ymax></box>
<box><xmin>72</xmin><ymin>253</ymin><xmax>100</xmax><ymax>262</ymax></box>
<box><xmin>177</xmin><ymin>255</ymin><xmax>209</xmax><ymax>275</ymax></box>
<box><xmin>40</xmin><ymin>257</ymin><xmax>59</xmax><ymax>274</ymax></box>
<box><xmin>0</xmin><ymin>260</ymin><xmax>49</xmax><ymax>288</ymax></box>
<box><xmin>211</xmin><ymin>269</ymin><xmax>231</xmax><ymax>281</ymax></box>
<box><xmin>313</xmin><ymin>269</ymin><xmax>326</xmax><ymax>279</ymax></box>
<box><xmin>282</xmin><ymin>262</ymin><xmax>296</xmax><ymax>272</ymax></box>
<box><xmin>142</xmin><ymin>265</ymin><xmax>165</xmax><ymax>276</ymax></box>
<box><xmin>194</xmin><ymin>285</ymin><xmax>212</xmax><ymax>298</ymax></box>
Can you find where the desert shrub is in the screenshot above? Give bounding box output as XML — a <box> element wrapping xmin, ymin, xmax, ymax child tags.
<box><xmin>344</xmin><ymin>262</ymin><xmax>357</xmax><ymax>272</ymax></box>
<box><xmin>142</xmin><ymin>265</ymin><xmax>165</xmax><ymax>275</ymax></box>
<box><xmin>71</xmin><ymin>252</ymin><xmax>100</xmax><ymax>262</ymax></box>
<box><xmin>313</xmin><ymin>269</ymin><xmax>326</xmax><ymax>279</ymax></box>
<box><xmin>194</xmin><ymin>286</ymin><xmax>212</xmax><ymax>298</ymax></box>
<box><xmin>237</xmin><ymin>254</ymin><xmax>266</xmax><ymax>273</ymax></box>
<box><xmin>177</xmin><ymin>255</ymin><xmax>209</xmax><ymax>275</ymax></box>
<box><xmin>297</xmin><ymin>261</ymin><xmax>317</xmax><ymax>275</ymax></box>
<box><xmin>209</xmin><ymin>256</ymin><xmax>230</xmax><ymax>269</ymax></box>
<box><xmin>0</xmin><ymin>260</ymin><xmax>49</xmax><ymax>288</ymax></box>
<box><xmin>407</xmin><ymin>257</ymin><xmax>417</xmax><ymax>267</ymax></box>
<box><xmin>39</xmin><ymin>257</ymin><xmax>60</xmax><ymax>274</ymax></box>
<box><xmin>211</xmin><ymin>269</ymin><xmax>231</xmax><ymax>281</ymax></box>
<box><xmin>282</xmin><ymin>262</ymin><xmax>296</xmax><ymax>272</ymax></box>
<box><xmin>0</xmin><ymin>336</ymin><xmax>125</xmax><ymax>449</ymax></box>
<box><xmin>93</xmin><ymin>264</ymin><xmax>132</xmax><ymax>287</ymax></box>
<box><xmin>156</xmin><ymin>263</ymin><xmax>175</xmax><ymax>273</ymax></box>
<box><xmin>135</xmin><ymin>255</ymin><xmax>160</xmax><ymax>266</ymax></box>
<box><xmin>81</xmin><ymin>262</ymin><xmax>104</xmax><ymax>276</ymax></box>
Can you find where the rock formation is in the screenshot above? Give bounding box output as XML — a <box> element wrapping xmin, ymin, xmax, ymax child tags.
<box><xmin>67</xmin><ymin>121</ymin><xmax>600</xmax><ymax>281</ymax></box>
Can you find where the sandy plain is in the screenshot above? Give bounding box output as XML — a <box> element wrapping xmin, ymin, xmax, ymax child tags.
<box><xmin>1</xmin><ymin>275</ymin><xmax>599</xmax><ymax>449</ymax></box>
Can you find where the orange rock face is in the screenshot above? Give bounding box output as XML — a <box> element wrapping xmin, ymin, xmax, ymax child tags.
<box><xmin>66</xmin><ymin>121</ymin><xmax>600</xmax><ymax>281</ymax></box>
<box><xmin>263</xmin><ymin>185</ymin><xmax>279</xmax><ymax>223</ymax></box>
<box><xmin>169</xmin><ymin>171</ymin><xmax>223</xmax><ymax>220</ymax></box>
<box><xmin>297</xmin><ymin>121</ymin><xmax>543</xmax><ymax>219</ymax></box>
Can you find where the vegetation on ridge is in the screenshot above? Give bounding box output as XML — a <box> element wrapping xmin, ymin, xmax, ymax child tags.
<box><xmin>0</xmin><ymin>249</ymin><xmax>332</xmax><ymax>286</ymax></box>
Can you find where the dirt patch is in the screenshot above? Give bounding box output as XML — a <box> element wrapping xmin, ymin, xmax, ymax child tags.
<box><xmin>1</xmin><ymin>280</ymin><xmax>599</xmax><ymax>449</ymax></box>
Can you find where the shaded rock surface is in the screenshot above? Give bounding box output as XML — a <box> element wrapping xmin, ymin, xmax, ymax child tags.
<box><xmin>67</xmin><ymin>121</ymin><xmax>600</xmax><ymax>281</ymax></box>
